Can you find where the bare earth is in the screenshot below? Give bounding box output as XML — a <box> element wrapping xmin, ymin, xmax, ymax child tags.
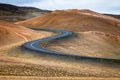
<box><xmin>16</xmin><ymin>9</ymin><xmax>120</xmax><ymax>35</ymax></box>
<box><xmin>47</xmin><ymin>31</ymin><xmax>120</xmax><ymax>59</ymax></box>
<box><xmin>0</xmin><ymin>9</ymin><xmax>120</xmax><ymax>79</ymax></box>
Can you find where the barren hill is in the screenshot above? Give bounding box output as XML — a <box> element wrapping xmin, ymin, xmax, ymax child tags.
<box><xmin>47</xmin><ymin>31</ymin><xmax>120</xmax><ymax>59</ymax></box>
<box><xmin>0</xmin><ymin>9</ymin><xmax>120</xmax><ymax>78</ymax></box>
<box><xmin>0</xmin><ymin>20</ymin><xmax>52</xmax><ymax>50</ymax></box>
<box><xmin>104</xmin><ymin>14</ymin><xmax>120</xmax><ymax>20</ymax></box>
<box><xmin>17</xmin><ymin>9</ymin><xmax>120</xmax><ymax>35</ymax></box>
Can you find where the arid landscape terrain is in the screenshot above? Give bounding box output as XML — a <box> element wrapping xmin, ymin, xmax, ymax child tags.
<box><xmin>0</xmin><ymin>3</ymin><xmax>120</xmax><ymax>80</ymax></box>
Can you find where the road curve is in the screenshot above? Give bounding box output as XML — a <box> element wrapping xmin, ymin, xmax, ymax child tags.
<box><xmin>22</xmin><ymin>28</ymin><xmax>120</xmax><ymax>64</ymax></box>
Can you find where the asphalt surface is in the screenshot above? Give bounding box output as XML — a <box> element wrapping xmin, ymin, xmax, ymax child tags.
<box><xmin>22</xmin><ymin>29</ymin><xmax>120</xmax><ymax>64</ymax></box>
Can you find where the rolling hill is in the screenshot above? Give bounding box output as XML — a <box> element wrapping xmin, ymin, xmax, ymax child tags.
<box><xmin>16</xmin><ymin>9</ymin><xmax>120</xmax><ymax>35</ymax></box>
<box><xmin>0</xmin><ymin>20</ymin><xmax>52</xmax><ymax>50</ymax></box>
<box><xmin>0</xmin><ymin>3</ymin><xmax>51</xmax><ymax>21</ymax></box>
<box><xmin>47</xmin><ymin>31</ymin><xmax>120</xmax><ymax>59</ymax></box>
<box><xmin>0</xmin><ymin>8</ymin><xmax>120</xmax><ymax>78</ymax></box>
<box><xmin>16</xmin><ymin>9</ymin><xmax>120</xmax><ymax>59</ymax></box>
<box><xmin>104</xmin><ymin>14</ymin><xmax>120</xmax><ymax>20</ymax></box>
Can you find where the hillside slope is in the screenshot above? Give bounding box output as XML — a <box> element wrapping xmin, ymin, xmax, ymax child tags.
<box><xmin>0</xmin><ymin>20</ymin><xmax>52</xmax><ymax>50</ymax></box>
<box><xmin>17</xmin><ymin>9</ymin><xmax>120</xmax><ymax>35</ymax></box>
<box><xmin>0</xmin><ymin>3</ymin><xmax>51</xmax><ymax>21</ymax></box>
<box><xmin>104</xmin><ymin>14</ymin><xmax>120</xmax><ymax>20</ymax></box>
<box><xmin>0</xmin><ymin>9</ymin><xmax>120</xmax><ymax>77</ymax></box>
<box><xmin>47</xmin><ymin>31</ymin><xmax>120</xmax><ymax>59</ymax></box>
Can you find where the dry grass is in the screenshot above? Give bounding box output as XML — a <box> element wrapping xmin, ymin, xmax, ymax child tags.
<box><xmin>0</xmin><ymin>61</ymin><xmax>76</xmax><ymax>77</ymax></box>
<box><xmin>0</xmin><ymin>57</ymin><xmax>119</xmax><ymax>77</ymax></box>
<box><xmin>0</xmin><ymin>44</ymin><xmax>117</xmax><ymax>77</ymax></box>
<box><xmin>0</xmin><ymin>76</ymin><xmax>119</xmax><ymax>80</ymax></box>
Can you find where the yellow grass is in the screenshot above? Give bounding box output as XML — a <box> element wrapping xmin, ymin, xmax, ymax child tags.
<box><xmin>0</xmin><ymin>76</ymin><xmax>120</xmax><ymax>80</ymax></box>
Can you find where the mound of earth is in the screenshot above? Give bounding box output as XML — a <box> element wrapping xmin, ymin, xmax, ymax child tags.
<box><xmin>0</xmin><ymin>20</ymin><xmax>52</xmax><ymax>50</ymax></box>
<box><xmin>47</xmin><ymin>31</ymin><xmax>120</xmax><ymax>59</ymax></box>
<box><xmin>16</xmin><ymin>9</ymin><xmax>120</xmax><ymax>35</ymax></box>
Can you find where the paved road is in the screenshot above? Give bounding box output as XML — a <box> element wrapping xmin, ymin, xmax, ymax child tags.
<box><xmin>22</xmin><ymin>28</ymin><xmax>120</xmax><ymax>64</ymax></box>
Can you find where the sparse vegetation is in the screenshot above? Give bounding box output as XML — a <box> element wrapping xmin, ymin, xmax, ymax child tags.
<box><xmin>0</xmin><ymin>3</ymin><xmax>51</xmax><ymax>21</ymax></box>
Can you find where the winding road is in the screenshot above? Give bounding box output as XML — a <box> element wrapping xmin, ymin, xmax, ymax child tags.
<box><xmin>22</xmin><ymin>28</ymin><xmax>120</xmax><ymax>64</ymax></box>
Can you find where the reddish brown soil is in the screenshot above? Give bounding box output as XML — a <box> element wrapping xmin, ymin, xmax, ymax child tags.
<box><xmin>16</xmin><ymin>9</ymin><xmax>120</xmax><ymax>35</ymax></box>
<box><xmin>0</xmin><ymin>20</ymin><xmax>52</xmax><ymax>50</ymax></box>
